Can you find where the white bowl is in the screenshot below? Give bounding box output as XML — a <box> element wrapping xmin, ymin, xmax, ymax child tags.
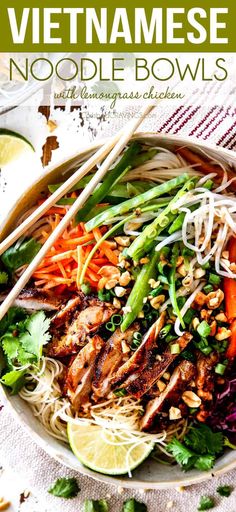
<box><xmin>1</xmin><ymin>132</ymin><xmax>236</xmax><ymax>489</ymax></box>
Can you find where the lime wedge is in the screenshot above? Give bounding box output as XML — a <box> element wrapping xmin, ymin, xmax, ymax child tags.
<box><xmin>0</xmin><ymin>128</ymin><xmax>34</xmax><ymax>166</ymax></box>
<box><xmin>68</xmin><ymin>422</ymin><xmax>154</xmax><ymax>475</ymax></box>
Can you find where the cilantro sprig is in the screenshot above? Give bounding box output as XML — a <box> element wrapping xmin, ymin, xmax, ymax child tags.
<box><xmin>0</xmin><ymin>308</ymin><xmax>51</xmax><ymax>394</ymax></box>
<box><xmin>167</xmin><ymin>423</ymin><xmax>224</xmax><ymax>471</ymax></box>
<box><xmin>48</xmin><ymin>477</ymin><xmax>80</xmax><ymax>499</ymax></box>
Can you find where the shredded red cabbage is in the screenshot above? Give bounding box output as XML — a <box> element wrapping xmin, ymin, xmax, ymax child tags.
<box><xmin>208</xmin><ymin>367</ymin><xmax>236</xmax><ymax>444</ymax></box>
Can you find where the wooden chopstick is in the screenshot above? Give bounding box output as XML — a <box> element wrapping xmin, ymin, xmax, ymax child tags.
<box><xmin>0</xmin><ymin>103</ymin><xmax>155</xmax><ymax>320</ymax></box>
<box><xmin>0</xmin><ymin>130</ymin><xmax>123</xmax><ymax>257</ymax></box>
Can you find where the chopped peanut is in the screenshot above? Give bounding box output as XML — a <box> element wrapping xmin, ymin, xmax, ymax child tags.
<box><xmin>114</xmin><ymin>286</ymin><xmax>127</xmax><ymax>297</ymax></box>
<box><xmin>113</xmin><ymin>297</ymin><xmax>121</xmax><ymax>309</ymax></box>
<box><xmin>200</xmin><ymin>309</ymin><xmax>212</xmax><ymax>322</ymax></box>
<box><xmin>194</xmin><ymin>292</ymin><xmax>207</xmax><ymax>307</ymax></box>
<box><xmin>169</xmin><ymin>406</ymin><xmax>182</xmax><ymax>420</ymax></box>
<box><xmin>222</xmin><ymin>250</ymin><xmax>229</xmax><ymax>259</ymax></box>
<box><xmin>215</xmin><ymin>312</ymin><xmax>228</xmax><ymax>322</ymax></box>
<box><xmin>148</xmin><ymin>278</ymin><xmax>160</xmax><ymax>289</ymax></box>
<box><xmin>215</xmin><ymin>327</ymin><xmax>231</xmax><ymax>341</ymax></box>
<box><xmin>114</xmin><ymin>236</ymin><xmax>130</xmax><ymax>247</ymax></box>
<box><xmin>182</xmin><ymin>390</ymin><xmax>202</xmax><ymax>408</ymax></box>
<box><xmin>194</xmin><ymin>268</ymin><xmax>206</xmax><ymax>279</ymax></box>
<box><xmin>210</xmin><ymin>320</ymin><xmax>217</xmax><ymax>337</ymax></box>
<box><xmin>98</xmin><ymin>265</ymin><xmax>120</xmax><ymax>279</ymax></box>
<box><xmin>140</xmin><ymin>257</ymin><xmax>150</xmax><ymax>264</ymax></box>
<box><xmin>163</xmin><ymin>372</ymin><xmax>170</xmax><ymax>380</ymax></box>
<box><xmin>157</xmin><ymin>380</ymin><xmax>166</xmax><ymax>392</ymax></box>
<box><xmin>119</xmin><ymin>271</ymin><xmax>131</xmax><ymax>287</ymax></box>
<box><xmin>150</xmin><ymin>295</ymin><xmax>165</xmax><ymax>310</ymax></box>
<box><xmin>206</xmin><ymin>289</ymin><xmax>224</xmax><ymax>309</ymax></box>
<box><xmin>178</xmin><ymin>264</ymin><xmax>187</xmax><ymax>277</ymax></box>
<box><xmin>192</xmin><ymin>317</ymin><xmax>200</xmax><ymax>330</ymax></box>
<box><xmin>105</xmin><ymin>279</ymin><xmax>118</xmax><ymax>290</ymax></box>
<box><xmin>176</xmin><ymin>256</ymin><xmax>184</xmax><ymax>267</ymax></box>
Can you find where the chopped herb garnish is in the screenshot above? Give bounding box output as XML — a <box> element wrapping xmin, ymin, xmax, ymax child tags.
<box><xmin>216</xmin><ymin>485</ymin><xmax>232</xmax><ymax>497</ymax></box>
<box><xmin>84</xmin><ymin>499</ymin><xmax>108</xmax><ymax>512</ymax></box>
<box><xmin>167</xmin><ymin>423</ymin><xmax>223</xmax><ymax>472</ymax></box>
<box><xmin>203</xmin><ymin>284</ymin><xmax>214</xmax><ymax>294</ymax></box>
<box><xmin>122</xmin><ymin>498</ymin><xmax>147</xmax><ymax>512</ymax></box>
<box><xmin>215</xmin><ymin>363</ymin><xmax>227</xmax><ymax>375</ymax></box>
<box><xmin>114</xmin><ymin>388</ymin><xmax>127</xmax><ymax>397</ymax></box>
<box><xmin>197</xmin><ymin>496</ymin><xmax>215</xmax><ymax>510</ymax></box>
<box><xmin>170</xmin><ymin>343</ymin><xmax>180</xmax><ymax>354</ymax></box>
<box><xmin>197</xmin><ymin>321</ymin><xmax>211</xmax><ymax>337</ymax></box>
<box><xmin>48</xmin><ymin>477</ymin><xmax>80</xmax><ymax>498</ymax></box>
<box><xmin>208</xmin><ymin>273</ymin><xmax>221</xmax><ymax>286</ymax></box>
<box><xmin>0</xmin><ymin>271</ymin><xmax>8</xmax><ymax>285</ymax></box>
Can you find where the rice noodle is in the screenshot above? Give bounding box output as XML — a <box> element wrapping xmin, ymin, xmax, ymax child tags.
<box><xmin>174</xmin><ymin>281</ymin><xmax>205</xmax><ymax>336</ymax></box>
<box><xmin>19</xmin><ymin>357</ymin><xmax>188</xmax><ymax>474</ymax></box>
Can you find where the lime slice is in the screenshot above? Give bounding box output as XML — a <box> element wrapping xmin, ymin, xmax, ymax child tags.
<box><xmin>0</xmin><ymin>128</ymin><xmax>34</xmax><ymax>166</ymax></box>
<box><xmin>68</xmin><ymin>422</ymin><xmax>154</xmax><ymax>475</ymax></box>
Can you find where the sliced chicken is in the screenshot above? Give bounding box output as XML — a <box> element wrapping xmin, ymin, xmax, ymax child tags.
<box><xmin>66</xmin><ymin>335</ymin><xmax>104</xmax><ymax>411</ymax></box>
<box><xmin>196</xmin><ymin>352</ymin><xmax>219</xmax><ymax>402</ymax></box>
<box><xmin>141</xmin><ymin>360</ymin><xmax>196</xmax><ymax>431</ymax></box>
<box><xmin>47</xmin><ymin>297</ymin><xmax>116</xmax><ymax>357</ymax></box>
<box><xmin>110</xmin><ymin>313</ymin><xmax>166</xmax><ymax>391</ymax></box>
<box><xmin>0</xmin><ymin>288</ymin><xmax>63</xmax><ymax>311</ymax></box>
<box><xmin>118</xmin><ymin>332</ymin><xmax>192</xmax><ymax>399</ymax></box>
<box><xmin>92</xmin><ymin>324</ymin><xmax>139</xmax><ymax>400</ymax></box>
<box><xmin>50</xmin><ymin>295</ymin><xmax>83</xmax><ymax>329</ymax></box>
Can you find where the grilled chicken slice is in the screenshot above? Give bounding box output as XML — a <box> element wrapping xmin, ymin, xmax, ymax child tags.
<box><xmin>50</xmin><ymin>296</ymin><xmax>83</xmax><ymax>329</ymax></box>
<box><xmin>47</xmin><ymin>297</ymin><xmax>116</xmax><ymax>357</ymax></box>
<box><xmin>66</xmin><ymin>335</ymin><xmax>104</xmax><ymax>411</ymax></box>
<box><xmin>120</xmin><ymin>332</ymin><xmax>192</xmax><ymax>399</ymax></box>
<box><xmin>110</xmin><ymin>313</ymin><xmax>166</xmax><ymax>391</ymax></box>
<box><xmin>0</xmin><ymin>288</ymin><xmax>63</xmax><ymax>311</ymax></box>
<box><xmin>141</xmin><ymin>360</ymin><xmax>196</xmax><ymax>431</ymax></box>
<box><xmin>92</xmin><ymin>324</ymin><xmax>139</xmax><ymax>400</ymax></box>
<box><xmin>196</xmin><ymin>352</ymin><xmax>219</xmax><ymax>402</ymax></box>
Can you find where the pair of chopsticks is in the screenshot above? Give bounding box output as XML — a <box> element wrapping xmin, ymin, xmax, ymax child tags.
<box><xmin>0</xmin><ymin>103</ymin><xmax>156</xmax><ymax>321</ymax></box>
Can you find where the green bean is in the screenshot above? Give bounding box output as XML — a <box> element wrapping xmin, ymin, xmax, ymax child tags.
<box><xmin>48</xmin><ymin>174</ymin><xmax>94</xmax><ymax>193</ymax></box>
<box><xmin>85</xmin><ymin>173</ymin><xmax>189</xmax><ymax>232</ymax></box>
<box><xmin>169</xmin><ymin>243</ymin><xmax>185</xmax><ymax>329</ymax></box>
<box><xmin>127</xmin><ymin>179</ymin><xmax>193</xmax><ymax>261</ymax></box>
<box><xmin>131</xmin><ymin>148</ymin><xmax>158</xmax><ymax>167</ymax></box>
<box><xmin>121</xmin><ymin>249</ymin><xmax>159</xmax><ymax>332</ymax></box>
<box><xmin>75</xmin><ymin>142</ymin><xmax>141</xmax><ymax>223</ymax></box>
<box><xmin>168</xmin><ymin>211</ymin><xmax>186</xmax><ymax>234</ymax></box>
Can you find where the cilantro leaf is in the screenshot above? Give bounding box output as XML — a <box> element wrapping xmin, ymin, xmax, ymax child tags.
<box><xmin>2</xmin><ymin>336</ymin><xmax>20</xmax><ymax>361</ymax></box>
<box><xmin>167</xmin><ymin>438</ymin><xmax>196</xmax><ymax>468</ymax></box>
<box><xmin>1</xmin><ymin>369</ymin><xmax>26</xmax><ymax>394</ymax></box>
<box><xmin>194</xmin><ymin>455</ymin><xmax>215</xmax><ymax>471</ymax></box>
<box><xmin>84</xmin><ymin>499</ymin><xmax>108</xmax><ymax>512</ymax></box>
<box><xmin>167</xmin><ymin>423</ymin><xmax>223</xmax><ymax>472</ymax></box>
<box><xmin>0</xmin><ymin>271</ymin><xmax>8</xmax><ymax>285</ymax></box>
<box><xmin>217</xmin><ymin>485</ymin><xmax>232</xmax><ymax>497</ymax></box>
<box><xmin>48</xmin><ymin>477</ymin><xmax>80</xmax><ymax>499</ymax></box>
<box><xmin>20</xmin><ymin>311</ymin><xmax>51</xmax><ymax>359</ymax></box>
<box><xmin>0</xmin><ymin>307</ymin><xmax>26</xmax><ymax>334</ymax></box>
<box><xmin>198</xmin><ymin>496</ymin><xmax>215</xmax><ymax>510</ymax></box>
<box><xmin>1</xmin><ymin>238</ymin><xmax>41</xmax><ymax>273</ymax></box>
<box><xmin>185</xmin><ymin>425</ymin><xmax>223</xmax><ymax>455</ymax></box>
<box><xmin>122</xmin><ymin>498</ymin><xmax>147</xmax><ymax>512</ymax></box>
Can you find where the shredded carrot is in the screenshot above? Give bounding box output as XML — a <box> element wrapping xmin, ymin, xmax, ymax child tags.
<box><xmin>32</xmin><ymin>209</ymin><xmax>118</xmax><ymax>292</ymax></box>
<box><xmin>93</xmin><ymin>228</ymin><xmax>118</xmax><ymax>265</ymax></box>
